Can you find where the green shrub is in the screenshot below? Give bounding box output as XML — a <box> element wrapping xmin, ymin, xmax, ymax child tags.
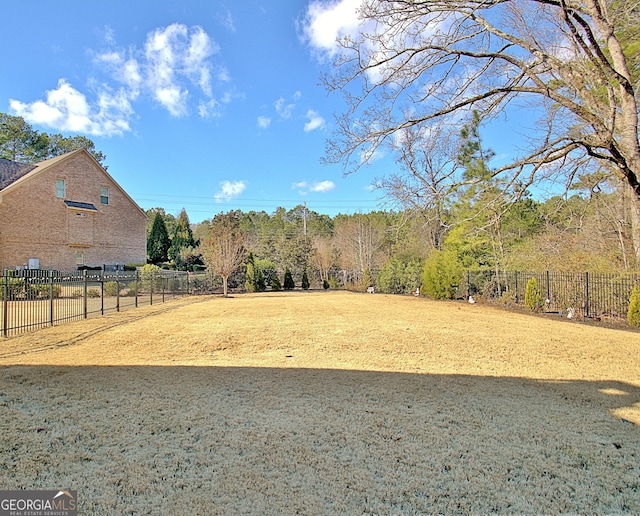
<box><xmin>103</xmin><ymin>281</ymin><xmax>120</xmax><ymax>296</ymax></box>
<box><xmin>301</xmin><ymin>268</ymin><xmax>310</xmax><ymax>290</ymax></box>
<box><xmin>525</xmin><ymin>277</ymin><xmax>543</xmax><ymax>313</ymax></box>
<box><xmin>377</xmin><ymin>256</ymin><xmax>423</xmax><ymax>295</ymax></box>
<box><xmin>87</xmin><ymin>288</ymin><xmax>101</xmax><ymax>298</ymax></box>
<box><xmin>323</xmin><ymin>279</ymin><xmax>330</xmax><ymax>290</ymax></box>
<box><xmin>421</xmin><ymin>250</ymin><xmax>462</xmax><ymax>300</ymax></box>
<box><xmin>284</xmin><ymin>268</ymin><xmax>295</xmax><ymax>290</ymax></box>
<box><xmin>628</xmin><ymin>285</ymin><xmax>640</xmax><ymax>327</ymax></box>
<box><xmin>271</xmin><ymin>275</ymin><xmax>282</xmax><ymax>291</ymax></box>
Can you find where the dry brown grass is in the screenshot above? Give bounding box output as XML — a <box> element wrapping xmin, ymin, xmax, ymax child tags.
<box><xmin>1</xmin><ymin>291</ymin><xmax>639</xmax><ymax>514</ymax></box>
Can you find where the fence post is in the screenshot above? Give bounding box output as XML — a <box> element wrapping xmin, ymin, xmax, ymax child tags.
<box><xmin>83</xmin><ymin>269</ymin><xmax>88</xmax><ymax>319</ymax></box>
<box><xmin>116</xmin><ymin>270</ymin><xmax>120</xmax><ymax>312</ymax></box>
<box><xmin>135</xmin><ymin>271</ymin><xmax>139</xmax><ymax>308</ymax></box>
<box><xmin>515</xmin><ymin>271</ymin><xmax>519</xmax><ymax>304</ymax></box>
<box><xmin>101</xmin><ymin>273</ymin><xmax>104</xmax><ymax>316</ymax></box>
<box><xmin>546</xmin><ymin>270</ymin><xmax>551</xmax><ymax>303</ymax></box>
<box><xmin>2</xmin><ymin>272</ymin><xmax>7</xmax><ymax>337</ymax></box>
<box><xmin>49</xmin><ymin>270</ymin><xmax>54</xmax><ymax>327</ymax></box>
<box><xmin>585</xmin><ymin>271</ymin><xmax>590</xmax><ymax>318</ymax></box>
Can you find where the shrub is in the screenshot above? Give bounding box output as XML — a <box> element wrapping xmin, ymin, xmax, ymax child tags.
<box><xmin>87</xmin><ymin>288</ymin><xmax>101</xmax><ymax>298</ymax></box>
<box><xmin>323</xmin><ymin>279</ymin><xmax>330</xmax><ymax>290</ymax></box>
<box><xmin>421</xmin><ymin>250</ymin><xmax>462</xmax><ymax>300</ymax></box>
<box><xmin>103</xmin><ymin>281</ymin><xmax>120</xmax><ymax>296</ymax></box>
<box><xmin>628</xmin><ymin>285</ymin><xmax>640</xmax><ymax>327</ymax></box>
<box><xmin>301</xmin><ymin>268</ymin><xmax>310</xmax><ymax>290</ymax></box>
<box><xmin>284</xmin><ymin>269</ymin><xmax>295</xmax><ymax>290</ymax></box>
<box><xmin>525</xmin><ymin>277</ymin><xmax>544</xmax><ymax>313</ymax></box>
<box><xmin>377</xmin><ymin>256</ymin><xmax>424</xmax><ymax>295</ymax></box>
<box><xmin>271</xmin><ymin>275</ymin><xmax>282</xmax><ymax>291</ymax></box>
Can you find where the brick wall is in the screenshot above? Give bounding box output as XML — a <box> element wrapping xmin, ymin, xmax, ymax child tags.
<box><xmin>0</xmin><ymin>151</ymin><xmax>147</xmax><ymax>271</ymax></box>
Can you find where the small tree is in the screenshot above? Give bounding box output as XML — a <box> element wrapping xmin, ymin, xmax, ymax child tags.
<box><xmin>284</xmin><ymin>268</ymin><xmax>295</xmax><ymax>290</ymax></box>
<box><xmin>362</xmin><ymin>268</ymin><xmax>373</xmax><ymax>292</ymax></box>
<box><xmin>245</xmin><ymin>251</ymin><xmax>257</xmax><ymax>293</ymax></box>
<box><xmin>525</xmin><ymin>278</ymin><xmax>544</xmax><ymax>313</ymax></box>
<box><xmin>301</xmin><ymin>268</ymin><xmax>310</xmax><ymax>290</ymax></box>
<box><xmin>421</xmin><ymin>250</ymin><xmax>462</xmax><ymax>300</ymax></box>
<box><xmin>271</xmin><ymin>275</ymin><xmax>282</xmax><ymax>291</ymax></box>
<box><xmin>201</xmin><ymin>211</ymin><xmax>245</xmax><ymax>296</ymax></box>
<box><xmin>147</xmin><ymin>212</ymin><xmax>171</xmax><ymax>264</ymax></box>
<box><xmin>628</xmin><ymin>286</ymin><xmax>640</xmax><ymax>327</ymax></box>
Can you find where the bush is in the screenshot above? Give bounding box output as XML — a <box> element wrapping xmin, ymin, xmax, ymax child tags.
<box><xmin>628</xmin><ymin>285</ymin><xmax>640</xmax><ymax>327</ymax></box>
<box><xmin>323</xmin><ymin>279</ymin><xmax>330</xmax><ymax>290</ymax></box>
<box><xmin>421</xmin><ymin>250</ymin><xmax>462</xmax><ymax>300</ymax></box>
<box><xmin>525</xmin><ymin>277</ymin><xmax>544</xmax><ymax>313</ymax></box>
<box><xmin>87</xmin><ymin>288</ymin><xmax>101</xmax><ymax>298</ymax></box>
<box><xmin>271</xmin><ymin>275</ymin><xmax>282</xmax><ymax>291</ymax></box>
<box><xmin>301</xmin><ymin>268</ymin><xmax>310</xmax><ymax>290</ymax></box>
<box><xmin>103</xmin><ymin>281</ymin><xmax>120</xmax><ymax>296</ymax></box>
<box><xmin>376</xmin><ymin>256</ymin><xmax>423</xmax><ymax>295</ymax></box>
<box><xmin>284</xmin><ymin>269</ymin><xmax>295</xmax><ymax>290</ymax></box>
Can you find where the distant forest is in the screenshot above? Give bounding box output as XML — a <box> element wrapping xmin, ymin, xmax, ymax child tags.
<box><xmin>2</xmin><ymin>112</ymin><xmax>636</xmax><ymax>296</ymax></box>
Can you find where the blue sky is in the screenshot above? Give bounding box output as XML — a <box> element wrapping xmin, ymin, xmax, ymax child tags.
<box><xmin>1</xmin><ymin>1</ymin><xmax>393</xmax><ymax>222</ymax></box>
<box><xmin>2</xmin><ymin>1</ymin><xmax>538</xmax><ymax>223</ymax></box>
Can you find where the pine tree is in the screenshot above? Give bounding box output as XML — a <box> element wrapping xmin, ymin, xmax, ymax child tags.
<box><xmin>147</xmin><ymin>212</ymin><xmax>171</xmax><ymax>264</ymax></box>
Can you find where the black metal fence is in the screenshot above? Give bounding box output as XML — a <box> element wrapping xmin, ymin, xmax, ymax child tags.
<box><xmin>1</xmin><ymin>269</ymin><xmax>190</xmax><ymax>337</ymax></box>
<box><xmin>462</xmin><ymin>270</ymin><xmax>640</xmax><ymax>320</ymax></box>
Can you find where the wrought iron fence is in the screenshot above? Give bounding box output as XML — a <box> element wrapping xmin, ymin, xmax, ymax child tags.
<box><xmin>461</xmin><ymin>270</ymin><xmax>640</xmax><ymax>320</ymax></box>
<box><xmin>1</xmin><ymin>269</ymin><xmax>190</xmax><ymax>337</ymax></box>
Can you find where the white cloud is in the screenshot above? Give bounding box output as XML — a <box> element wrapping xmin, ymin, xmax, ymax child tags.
<box><xmin>9</xmin><ymin>79</ymin><xmax>132</xmax><ymax>136</ymax></box>
<box><xmin>303</xmin><ymin>109</ymin><xmax>326</xmax><ymax>132</ymax></box>
<box><xmin>292</xmin><ymin>180</ymin><xmax>335</xmax><ymax>194</ymax></box>
<box><xmin>310</xmin><ymin>180</ymin><xmax>335</xmax><ymax>192</ymax></box>
<box><xmin>10</xmin><ymin>23</ymin><xmax>228</xmax><ymax>135</ymax></box>
<box><xmin>257</xmin><ymin>116</ymin><xmax>271</xmax><ymax>129</ymax></box>
<box><xmin>215</xmin><ymin>180</ymin><xmax>247</xmax><ymax>202</ymax></box>
<box><xmin>301</xmin><ymin>0</ymin><xmax>364</xmax><ymax>57</ymax></box>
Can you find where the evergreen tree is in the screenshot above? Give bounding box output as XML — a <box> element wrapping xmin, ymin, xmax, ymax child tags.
<box><xmin>284</xmin><ymin>268</ymin><xmax>295</xmax><ymax>290</ymax></box>
<box><xmin>147</xmin><ymin>212</ymin><xmax>171</xmax><ymax>264</ymax></box>
<box><xmin>245</xmin><ymin>252</ymin><xmax>257</xmax><ymax>292</ymax></box>
<box><xmin>301</xmin><ymin>268</ymin><xmax>310</xmax><ymax>290</ymax></box>
<box><xmin>525</xmin><ymin>278</ymin><xmax>544</xmax><ymax>313</ymax></box>
<box><xmin>271</xmin><ymin>274</ymin><xmax>282</xmax><ymax>291</ymax></box>
<box><xmin>628</xmin><ymin>286</ymin><xmax>640</xmax><ymax>327</ymax></box>
<box><xmin>168</xmin><ymin>208</ymin><xmax>196</xmax><ymax>264</ymax></box>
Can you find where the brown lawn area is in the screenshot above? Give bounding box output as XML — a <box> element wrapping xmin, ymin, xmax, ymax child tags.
<box><xmin>1</xmin><ymin>291</ymin><xmax>639</xmax><ymax>514</ymax></box>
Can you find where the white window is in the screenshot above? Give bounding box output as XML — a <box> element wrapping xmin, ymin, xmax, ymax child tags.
<box><xmin>56</xmin><ymin>179</ymin><xmax>66</xmax><ymax>198</ymax></box>
<box><xmin>75</xmin><ymin>253</ymin><xmax>84</xmax><ymax>266</ymax></box>
<box><xmin>100</xmin><ymin>187</ymin><xmax>109</xmax><ymax>205</ymax></box>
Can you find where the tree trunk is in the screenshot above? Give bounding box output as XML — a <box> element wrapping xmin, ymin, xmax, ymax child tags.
<box><xmin>222</xmin><ymin>275</ymin><xmax>229</xmax><ymax>296</ymax></box>
<box><xmin>630</xmin><ymin>189</ymin><xmax>640</xmax><ymax>268</ymax></box>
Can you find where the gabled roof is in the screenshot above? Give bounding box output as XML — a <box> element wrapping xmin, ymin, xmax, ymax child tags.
<box><xmin>0</xmin><ymin>149</ymin><xmax>147</xmax><ymax>219</ymax></box>
<box><xmin>0</xmin><ymin>158</ymin><xmax>36</xmax><ymax>190</ymax></box>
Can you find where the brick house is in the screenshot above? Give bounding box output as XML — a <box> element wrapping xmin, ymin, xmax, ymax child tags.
<box><xmin>0</xmin><ymin>149</ymin><xmax>147</xmax><ymax>272</ymax></box>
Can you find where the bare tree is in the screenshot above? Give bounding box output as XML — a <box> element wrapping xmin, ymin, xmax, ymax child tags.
<box><xmin>334</xmin><ymin>214</ymin><xmax>386</xmax><ymax>277</ymax></box>
<box><xmin>201</xmin><ymin>211</ymin><xmax>245</xmax><ymax>296</ymax></box>
<box><xmin>319</xmin><ymin>0</ymin><xmax>640</xmax><ymax>261</ymax></box>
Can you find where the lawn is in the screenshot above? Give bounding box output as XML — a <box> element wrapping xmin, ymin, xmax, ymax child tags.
<box><xmin>0</xmin><ymin>291</ymin><xmax>638</xmax><ymax>514</ymax></box>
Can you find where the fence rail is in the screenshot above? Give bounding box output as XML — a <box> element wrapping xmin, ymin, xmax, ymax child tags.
<box><xmin>462</xmin><ymin>270</ymin><xmax>640</xmax><ymax>320</ymax></box>
<box><xmin>1</xmin><ymin>269</ymin><xmax>190</xmax><ymax>337</ymax></box>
